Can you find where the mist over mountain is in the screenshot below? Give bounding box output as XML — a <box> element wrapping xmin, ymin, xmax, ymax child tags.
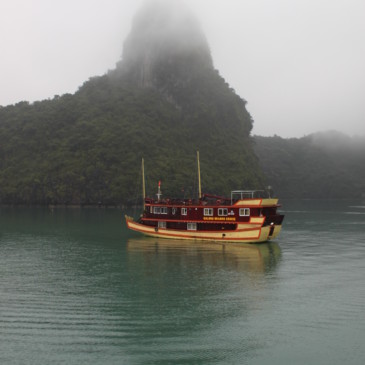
<box><xmin>0</xmin><ymin>1</ymin><xmax>263</xmax><ymax>206</ymax></box>
<box><xmin>254</xmin><ymin>131</ymin><xmax>365</xmax><ymax>199</ymax></box>
<box><xmin>119</xmin><ymin>1</ymin><xmax>213</xmax><ymax>89</ymax></box>
<box><xmin>1</xmin><ymin>1</ymin><xmax>363</xmax><ymax>206</ymax></box>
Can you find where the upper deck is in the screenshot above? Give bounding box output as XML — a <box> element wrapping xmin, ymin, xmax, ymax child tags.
<box><xmin>144</xmin><ymin>190</ymin><xmax>279</xmax><ymax>208</ymax></box>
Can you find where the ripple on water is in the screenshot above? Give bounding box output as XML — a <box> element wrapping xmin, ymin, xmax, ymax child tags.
<box><xmin>1</xmin><ymin>206</ymin><xmax>365</xmax><ymax>365</ymax></box>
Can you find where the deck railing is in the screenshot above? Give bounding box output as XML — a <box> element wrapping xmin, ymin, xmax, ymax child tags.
<box><xmin>230</xmin><ymin>190</ymin><xmax>268</xmax><ymax>204</ymax></box>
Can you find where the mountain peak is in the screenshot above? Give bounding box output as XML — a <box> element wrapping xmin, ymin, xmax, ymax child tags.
<box><xmin>118</xmin><ymin>0</ymin><xmax>213</xmax><ymax>87</ymax></box>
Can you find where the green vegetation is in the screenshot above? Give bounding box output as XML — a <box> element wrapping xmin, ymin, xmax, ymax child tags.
<box><xmin>0</xmin><ymin>68</ymin><xmax>263</xmax><ymax>206</ymax></box>
<box><xmin>2</xmin><ymin>2</ymin><xmax>362</xmax><ymax>205</ymax></box>
<box><xmin>0</xmin><ymin>1</ymin><xmax>268</xmax><ymax>206</ymax></box>
<box><xmin>254</xmin><ymin>131</ymin><xmax>365</xmax><ymax>199</ymax></box>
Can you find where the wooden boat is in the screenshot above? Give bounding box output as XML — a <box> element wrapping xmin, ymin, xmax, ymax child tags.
<box><xmin>125</xmin><ymin>153</ymin><xmax>284</xmax><ymax>243</ymax></box>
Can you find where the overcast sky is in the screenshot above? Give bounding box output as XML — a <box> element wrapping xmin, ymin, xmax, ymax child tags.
<box><xmin>1</xmin><ymin>0</ymin><xmax>364</xmax><ymax>138</ymax></box>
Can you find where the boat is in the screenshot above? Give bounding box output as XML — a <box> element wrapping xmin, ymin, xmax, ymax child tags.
<box><xmin>125</xmin><ymin>152</ymin><xmax>284</xmax><ymax>243</ymax></box>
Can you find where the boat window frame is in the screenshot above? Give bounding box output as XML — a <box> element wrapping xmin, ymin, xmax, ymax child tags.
<box><xmin>218</xmin><ymin>208</ymin><xmax>228</xmax><ymax>216</ymax></box>
<box><xmin>187</xmin><ymin>222</ymin><xmax>197</xmax><ymax>231</ymax></box>
<box><xmin>239</xmin><ymin>208</ymin><xmax>250</xmax><ymax>216</ymax></box>
<box><xmin>153</xmin><ymin>206</ymin><xmax>168</xmax><ymax>214</ymax></box>
<box><xmin>158</xmin><ymin>221</ymin><xmax>166</xmax><ymax>229</ymax></box>
<box><xmin>181</xmin><ymin>207</ymin><xmax>187</xmax><ymax>216</ymax></box>
<box><xmin>204</xmin><ymin>208</ymin><xmax>213</xmax><ymax>216</ymax></box>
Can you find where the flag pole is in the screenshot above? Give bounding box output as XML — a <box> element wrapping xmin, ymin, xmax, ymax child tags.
<box><xmin>142</xmin><ymin>158</ymin><xmax>146</xmax><ymax>209</ymax></box>
<box><xmin>197</xmin><ymin>150</ymin><xmax>202</xmax><ymax>199</ymax></box>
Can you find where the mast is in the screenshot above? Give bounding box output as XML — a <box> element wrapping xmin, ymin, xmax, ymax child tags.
<box><xmin>142</xmin><ymin>158</ymin><xmax>146</xmax><ymax>209</ymax></box>
<box><xmin>197</xmin><ymin>150</ymin><xmax>202</xmax><ymax>199</ymax></box>
<box><xmin>156</xmin><ymin>181</ymin><xmax>162</xmax><ymax>202</ymax></box>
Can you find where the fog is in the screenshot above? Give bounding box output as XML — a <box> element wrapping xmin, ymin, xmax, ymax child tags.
<box><xmin>1</xmin><ymin>0</ymin><xmax>364</xmax><ymax>138</ymax></box>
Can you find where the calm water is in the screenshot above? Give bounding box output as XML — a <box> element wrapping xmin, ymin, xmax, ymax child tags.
<box><xmin>0</xmin><ymin>200</ymin><xmax>364</xmax><ymax>364</ymax></box>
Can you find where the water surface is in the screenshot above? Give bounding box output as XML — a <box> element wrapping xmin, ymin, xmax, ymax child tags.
<box><xmin>0</xmin><ymin>201</ymin><xmax>364</xmax><ymax>364</ymax></box>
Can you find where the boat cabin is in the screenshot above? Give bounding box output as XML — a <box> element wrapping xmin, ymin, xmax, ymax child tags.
<box><xmin>139</xmin><ymin>190</ymin><xmax>283</xmax><ymax>232</ymax></box>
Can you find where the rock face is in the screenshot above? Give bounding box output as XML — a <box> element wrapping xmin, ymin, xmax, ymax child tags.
<box><xmin>113</xmin><ymin>0</ymin><xmax>255</xmax><ymax>136</ymax></box>
<box><xmin>119</xmin><ymin>0</ymin><xmax>213</xmax><ymax>91</ymax></box>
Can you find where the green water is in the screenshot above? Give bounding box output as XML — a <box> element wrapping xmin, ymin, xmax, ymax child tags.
<box><xmin>0</xmin><ymin>201</ymin><xmax>364</xmax><ymax>364</ymax></box>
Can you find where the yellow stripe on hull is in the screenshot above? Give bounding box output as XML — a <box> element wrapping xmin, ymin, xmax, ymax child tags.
<box><xmin>248</xmin><ymin>217</ymin><xmax>265</xmax><ymax>224</ymax></box>
<box><xmin>125</xmin><ymin>216</ymin><xmax>279</xmax><ymax>244</ymax></box>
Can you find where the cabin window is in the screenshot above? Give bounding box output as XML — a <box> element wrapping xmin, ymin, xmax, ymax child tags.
<box><xmin>187</xmin><ymin>222</ymin><xmax>197</xmax><ymax>231</ymax></box>
<box><xmin>153</xmin><ymin>206</ymin><xmax>168</xmax><ymax>214</ymax></box>
<box><xmin>239</xmin><ymin>208</ymin><xmax>250</xmax><ymax>216</ymax></box>
<box><xmin>158</xmin><ymin>221</ymin><xmax>166</xmax><ymax>229</ymax></box>
<box><xmin>218</xmin><ymin>208</ymin><xmax>228</xmax><ymax>216</ymax></box>
<box><xmin>172</xmin><ymin>207</ymin><xmax>176</xmax><ymax>215</ymax></box>
<box><xmin>204</xmin><ymin>208</ymin><xmax>213</xmax><ymax>216</ymax></box>
<box><xmin>181</xmin><ymin>207</ymin><xmax>187</xmax><ymax>216</ymax></box>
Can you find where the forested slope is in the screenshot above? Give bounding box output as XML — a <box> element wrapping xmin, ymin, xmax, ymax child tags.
<box><xmin>0</xmin><ymin>2</ymin><xmax>263</xmax><ymax>206</ymax></box>
<box><xmin>254</xmin><ymin>131</ymin><xmax>365</xmax><ymax>199</ymax></box>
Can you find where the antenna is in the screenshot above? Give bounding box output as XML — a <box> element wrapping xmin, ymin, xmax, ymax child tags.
<box><xmin>142</xmin><ymin>158</ymin><xmax>146</xmax><ymax>209</ymax></box>
<box><xmin>197</xmin><ymin>150</ymin><xmax>202</xmax><ymax>199</ymax></box>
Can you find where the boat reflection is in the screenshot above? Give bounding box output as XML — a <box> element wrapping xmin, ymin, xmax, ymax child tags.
<box><xmin>127</xmin><ymin>237</ymin><xmax>281</xmax><ymax>274</ymax></box>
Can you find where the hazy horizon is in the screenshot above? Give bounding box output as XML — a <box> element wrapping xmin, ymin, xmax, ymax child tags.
<box><xmin>1</xmin><ymin>0</ymin><xmax>364</xmax><ymax>138</ymax></box>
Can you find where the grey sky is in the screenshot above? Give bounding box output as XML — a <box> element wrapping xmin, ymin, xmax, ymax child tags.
<box><xmin>1</xmin><ymin>0</ymin><xmax>364</xmax><ymax>138</ymax></box>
